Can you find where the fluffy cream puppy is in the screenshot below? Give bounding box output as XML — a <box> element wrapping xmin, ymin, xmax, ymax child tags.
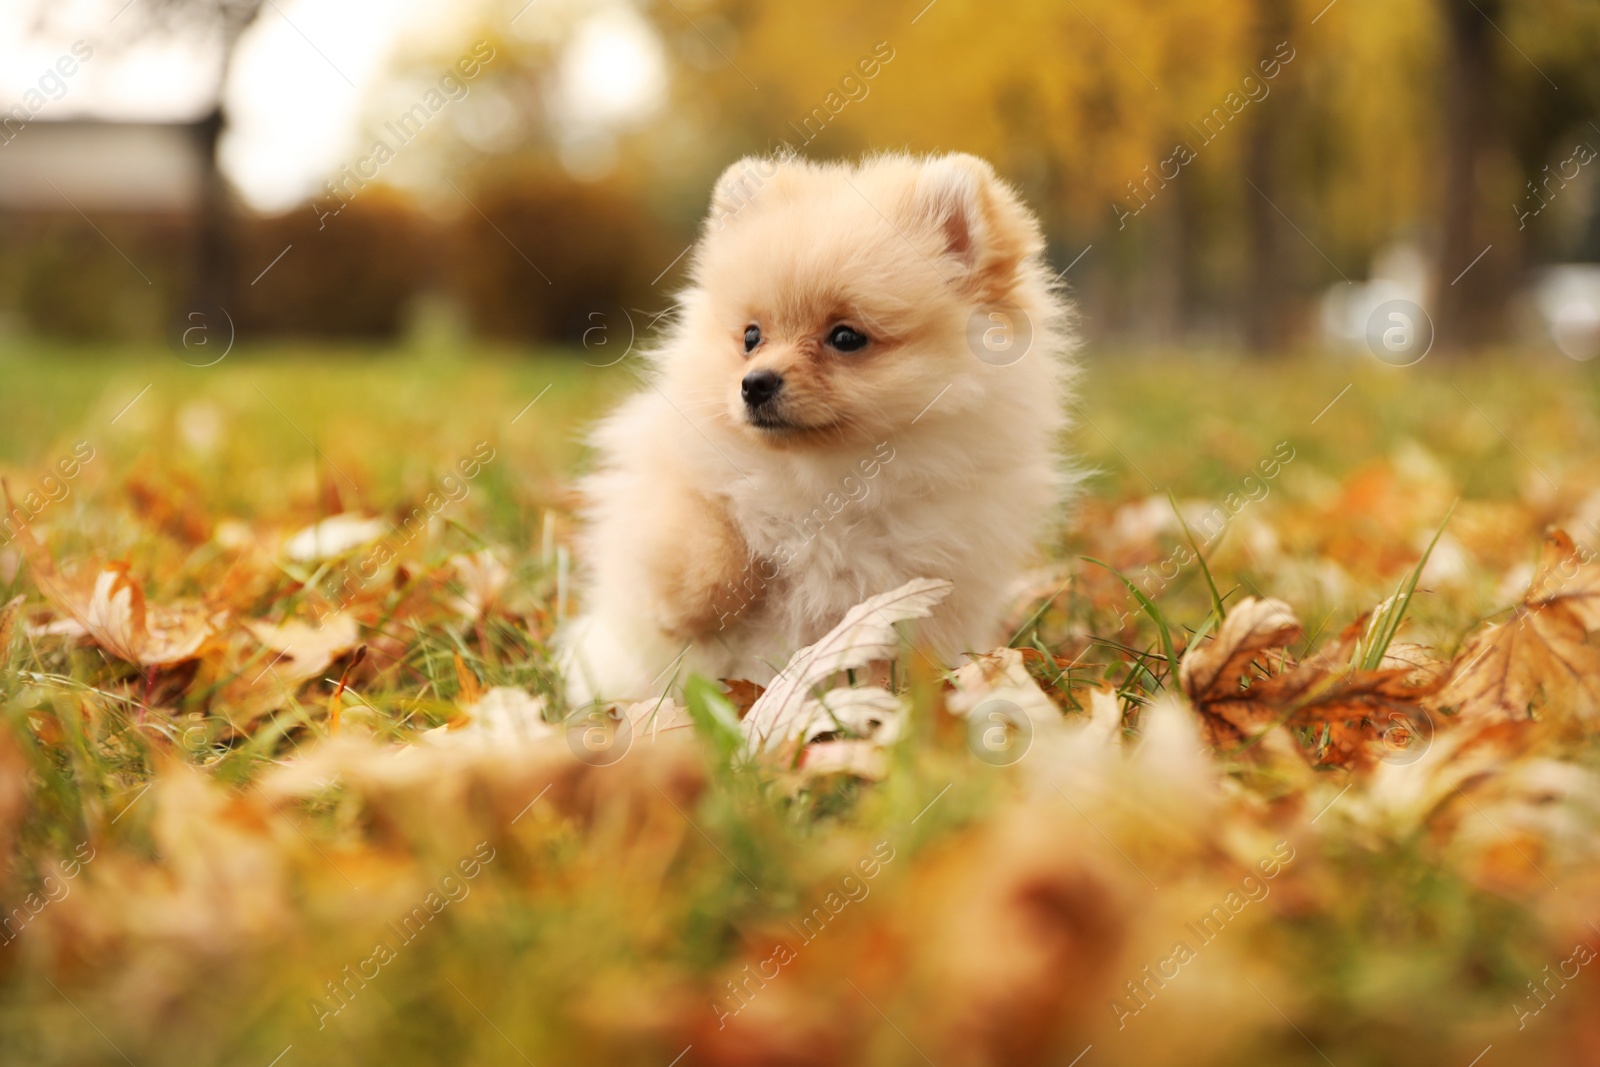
<box><xmin>562</xmin><ymin>152</ymin><xmax>1074</xmax><ymax>707</ymax></box>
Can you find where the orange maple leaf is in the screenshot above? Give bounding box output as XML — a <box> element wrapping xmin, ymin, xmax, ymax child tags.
<box><xmin>1438</xmin><ymin>529</ymin><xmax>1600</xmax><ymax>726</ymax></box>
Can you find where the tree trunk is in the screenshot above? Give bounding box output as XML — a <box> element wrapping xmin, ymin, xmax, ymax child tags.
<box><xmin>183</xmin><ymin>2</ymin><xmax>266</xmax><ymax>323</ymax></box>
<box><xmin>189</xmin><ymin>104</ymin><xmax>235</xmax><ymax>317</ymax></box>
<box><xmin>1242</xmin><ymin>0</ymin><xmax>1295</xmax><ymax>354</ymax></box>
<box><xmin>1434</xmin><ymin>0</ymin><xmax>1518</xmax><ymax>350</ymax></box>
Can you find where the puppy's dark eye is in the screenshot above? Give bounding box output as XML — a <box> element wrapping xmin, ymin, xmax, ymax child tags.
<box><xmin>743</xmin><ymin>324</ymin><xmax>761</xmax><ymax>353</ymax></box>
<box><xmin>827</xmin><ymin>325</ymin><xmax>869</xmax><ymax>352</ymax></box>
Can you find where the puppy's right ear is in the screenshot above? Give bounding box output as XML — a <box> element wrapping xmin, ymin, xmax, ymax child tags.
<box><xmin>708</xmin><ymin>156</ymin><xmax>782</xmax><ymax>228</ymax></box>
<box><xmin>907</xmin><ymin>153</ymin><xmax>1042</xmax><ymax>303</ymax></box>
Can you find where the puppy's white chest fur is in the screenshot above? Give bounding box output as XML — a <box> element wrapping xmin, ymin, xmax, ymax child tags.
<box><xmin>560</xmin><ymin>152</ymin><xmax>1074</xmax><ymax>707</ymax></box>
<box><xmin>716</xmin><ymin>404</ymin><xmax>1061</xmax><ymax>669</ymax></box>
<box><xmin>720</xmin><ymin>443</ymin><xmax>917</xmax><ymax>646</ymax></box>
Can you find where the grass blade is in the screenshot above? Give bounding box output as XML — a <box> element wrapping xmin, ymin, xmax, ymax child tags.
<box><xmin>1084</xmin><ymin>556</ymin><xmax>1177</xmax><ymax>687</ymax></box>
<box><xmin>1167</xmin><ymin>489</ymin><xmax>1227</xmax><ymax>621</ymax></box>
<box><xmin>684</xmin><ymin>674</ymin><xmax>742</xmax><ymax>763</ymax></box>
<box><xmin>1356</xmin><ymin>498</ymin><xmax>1458</xmax><ymax>671</ymax></box>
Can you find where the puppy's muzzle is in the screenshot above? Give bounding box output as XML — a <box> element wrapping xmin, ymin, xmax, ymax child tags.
<box><xmin>741</xmin><ymin>370</ymin><xmax>784</xmax><ymax>409</ymax></box>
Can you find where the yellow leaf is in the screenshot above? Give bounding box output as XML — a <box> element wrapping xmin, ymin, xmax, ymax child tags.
<box><xmin>1439</xmin><ymin>530</ymin><xmax>1600</xmax><ymax>725</ymax></box>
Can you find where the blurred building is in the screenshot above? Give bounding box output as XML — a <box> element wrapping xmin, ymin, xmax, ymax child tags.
<box><xmin>0</xmin><ymin>118</ymin><xmax>215</xmax><ymax>339</ymax></box>
<box><xmin>0</xmin><ymin>113</ymin><xmax>668</xmax><ymax>345</ymax></box>
<box><xmin>0</xmin><ymin>118</ymin><xmax>207</xmax><ymax>214</ymax></box>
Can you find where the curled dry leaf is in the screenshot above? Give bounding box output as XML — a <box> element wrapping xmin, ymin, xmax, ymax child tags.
<box><xmin>804</xmin><ymin>687</ymin><xmax>906</xmax><ymax>746</ymax></box>
<box><xmin>1178</xmin><ymin>597</ymin><xmax>1302</xmax><ymax>747</ymax></box>
<box><xmin>445</xmin><ymin>548</ymin><xmax>510</xmax><ymax>618</ymax></box>
<box><xmin>0</xmin><ymin>594</ymin><xmax>24</xmax><ymax>663</ymax></box>
<box><xmin>718</xmin><ymin>678</ymin><xmax>764</xmax><ymax>718</ymax></box>
<box><xmin>47</xmin><ymin>564</ymin><xmax>216</xmax><ymax>667</ymax></box>
<box><xmin>1179</xmin><ymin>596</ymin><xmax>1442</xmax><ymax>765</ymax></box>
<box><xmin>950</xmin><ymin>647</ymin><xmax>1068</xmax><ymax>733</ymax></box>
<box><xmin>1438</xmin><ymin>529</ymin><xmax>1600</xmax><ymax>725</ymax></box>
<box><xmin>742</xmin><ymin>577</ymin><xmax>952</xmax><ymax>753</ymax></box>
<box><xmin>1179</xmin><ymin>597</ymin><xmax>1301</xmax><ymax>700</ymax></box>
<box><xmin>426</xmin><ymin>686</ymin><xmax>557</xmax><ymax>747</ymax></box>
<box><xmin>796</xmin><ymin>739</ymin><xmax>888</xmax><ymax>780</ymax></box>
<box><xmin>221</xmin><ymin>613</ymin><xmax>363</xmax><ymax>724</ymax></box>
<box><xmin>3</xmin><ymin>497</ymin><xmax>220</xmax><ymax>668</ymax></box>
<box><xmin>83</xmin><ymin>565</ymin><xmax>144</xmax><ymax>663</ymax></box>
<box><xmin>242</xmin><ymin>613</ymin><xmax>361</xmax><ymax>686</ymax></box>
<box><xmin>282</xmin><ymin>514</ymin><xmax>389</xmax><ymax>562</ymax></box>
<box><xmin>1379</xmin><ymin>641</ymin><xmax>1451</xmax><ymax>687</ymax></box>
<box><xmin>780</xmin><ymin>684</ymin><xmax>909</xmax><ymax>787</ymax></box>
<box><xmin>140</xmin><ymin>599</ymin><xmax>221</xmax><ymax>666</ymax></box>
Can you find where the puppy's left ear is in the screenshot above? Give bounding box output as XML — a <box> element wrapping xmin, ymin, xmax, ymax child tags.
<box><xmin>909</xmin><ymin>153</ymin><xmax>1042</xmax><ymax>301</ymax></box>
<box><xmin>707</xmin><ymin>155</ymin><xmax>783</xmax><ymax>230</ymax></box>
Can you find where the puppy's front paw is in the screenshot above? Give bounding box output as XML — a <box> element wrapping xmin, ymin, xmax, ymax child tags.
<box><xmin>647</xmin><ymin>492</ymin><xmax>756</xmax><ymax>639</ymax></box>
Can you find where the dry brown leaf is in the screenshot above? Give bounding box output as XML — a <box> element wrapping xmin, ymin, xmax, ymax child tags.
<box><xmin>444</xmin><ymin>549</ymin><xmax>510</xmax><ymax>618</ymax></box>
<box><xmin>1265</xmin><ymin>638</ymin><xmax>1445</xmax><ymax>730</ymax></box>
<box><xmin>1180</xmin><ymin>596</ymin><xmax>1441</xmax><ymax>765</ymax></box>
<box><xmin>742</xmin><ymin>577</ymin><xmax>952</xmax><ymax>753</ymax></box>
<box><xmin>1178</xmin><ymin>597</ymin><xmax>1302</xmax><ymax>747</ymax></box>
<box><xmin>719</xmin><ymin>678</ymin><xmax>765</xmax><ymax>718</ymax></box>
<box><xmin>142</xmin><ymin>598</ymin><xmax>221</xmax><ymax>667</ymax></box>
<box><xmin>1180</xmin><ymin>597</ymin><xmax>1302</xmax><ymax>700</ymax></box>
<box><xmin>1249</xmin><ymin>670</ymin><xmax>1438</xmax><ymax>769</ymax></box>
<box><xmin>81</xmin><ymin>565</ymin><xmax>145</xmax><ymax>663</ymax></box>
<box><xmin>241</xmin><ymin>613</ymin><xmax>361</xmax><ymax>685</ymax></box>
<box><xmin>4</xmin><ymin>490</ymin><xmax>220</xmax><ymax>668</ymax></box>
<box><xmin>1438</xmin><ymin>529</ymin><xmax>1600</xmax><ymax>725</ymax></box>
<box><xmin>795</xmin><ymin>739</ymin><xmax>888</xmax><ymax>780</ymax></box>
<box><xmin>0</xmin><ymin>594</ymin><xmax>24</xmax><ymax>662</ymax></box>
<box><xmin>282</xmin><ymin>513</ymin><xmax>388</xmax><ymax>561</ymax></box>
<box><xmin>219</xmin><ymin>613</ymin><xmax>364</xmax><ymax>726</ymax></box>
<box><xmin>1379</xmin><ymin>641</ymin><xmax>1451</xmax><ymax>687</ymax></box>
<box><xmin>47</xmin><ymin>563</ymin><xmax>216</xmax><ymax>667</ymax></box>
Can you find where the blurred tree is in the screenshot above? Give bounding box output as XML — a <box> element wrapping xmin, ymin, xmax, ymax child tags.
<box><xmin>148</xmin><ymin>0</ymin><xmax>266</xmax><ymax>317</ymax></box>
<box><xmin>628</xmin><ymin>0</ymin><xmax>1262</xmax><ymax>339</ymax></box>
<box><xmin>1242</xmin><ymin>0</ymin><xmax>1297</xmax><ymax>352</ymax></box>
<box><xmin>1429</xmin><ymin>0</ymin><xmax>1600</xmax><ymax>347</ymax></box>
<box><xmin>311</xmin><ymin>0</ymin><xmax>1600</xmax><ymax>348</ymax></box>
<box><xmin>1290</xmin><ymin>0</ymin><xmax>1599</xmax><ymax>349</ymax></box>
<box><xmin>1436</xmin><ymin>0</ymin><xmax>1508</xmax><ymax>348</ymax></box>
<box><xmin>235</xmin><ymin>188</ymin><xmax>430</xmax><ymax>338</ymax></box>
<box><xmin>32</xmin><ymin>0</ymin><xmax>269</xmax><ymax>316</ymax></box>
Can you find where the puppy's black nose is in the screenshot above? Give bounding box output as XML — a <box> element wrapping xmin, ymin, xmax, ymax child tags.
<box><xmin>741</xmin><ymin>369</ymin><xmax>783</xmax><ymax>408</ymax></box>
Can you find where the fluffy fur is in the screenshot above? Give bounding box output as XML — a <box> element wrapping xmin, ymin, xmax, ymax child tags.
<box><xmin>561</xmin><ymin>152</ymin><xmax>1075</xmax><ymax>706</ymax></box>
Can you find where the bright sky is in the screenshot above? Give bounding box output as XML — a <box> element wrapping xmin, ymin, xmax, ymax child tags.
<box><xmin>0</xmin><ymin>0</ymin><xmax>216</xmax><ymax>121</ymax></box>
<box><xmin>0</xmin><ymin>0</ymin><xmax>665</xmax><ymax>212</ymax></box>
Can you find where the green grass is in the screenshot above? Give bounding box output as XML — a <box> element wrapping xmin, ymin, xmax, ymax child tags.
<box><xmin>0</xmin><ymin>341</ymin><xmax>1596</xmax><ymax>1066</ymax></box>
